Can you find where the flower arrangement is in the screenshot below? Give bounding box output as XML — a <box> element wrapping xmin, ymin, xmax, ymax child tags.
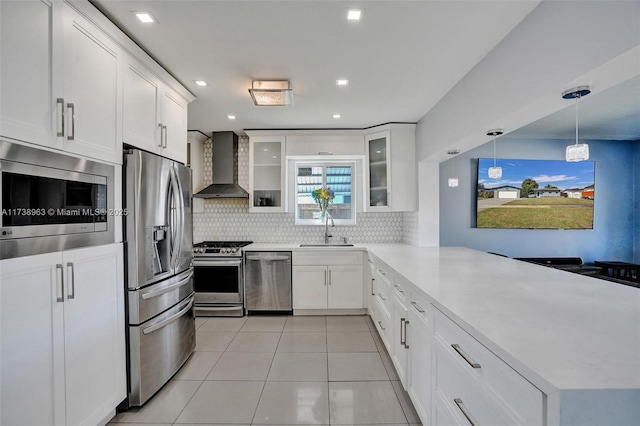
<box><xmin>311</xmin><ymin>186</ymin><xmax>334</xmax><ymax>217</ymax></box>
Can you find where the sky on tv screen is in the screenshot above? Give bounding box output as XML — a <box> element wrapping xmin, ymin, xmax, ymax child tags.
<box><xmin>478</xmin><ymin>159</ymin><xmax>595</xmax><ymax>189</ymax></box>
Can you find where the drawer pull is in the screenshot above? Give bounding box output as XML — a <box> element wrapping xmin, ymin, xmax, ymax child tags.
<box><xmin>378</xmin><ymin>320</ymin><xmax>386</xmax><ymax>331</ymax></box>
<box><xmin>454</xmin><ymin>398</ymin><xmax>478</xmax><ymax>426</ymax></box>
<box><xmin>371</xmin><ymin>278</ymin><xmax>375</xmax><ymax>296</ymax></box>
<box><xmin>393</xmin><ymin>284</ymin><xmax>405</xmax><ymax>293</ymax></box>
<box><xmin>401</xmin><ymin>318</ymin><xmax>410</xmax><ymax>349</ymax></box>
<box><xmin>378</xmin><ymin>292</ymin><xmax>386</xmax><ymax>301</ymax></box>
<box><xmin>410</xmin><ymin>301</ymin><xmax>425</xmax><ymax>313</ymax></box>
<box><xmin>451</xmin><ymin>344</ymin><xmax>481</xmax><ymax>369</ymax></box>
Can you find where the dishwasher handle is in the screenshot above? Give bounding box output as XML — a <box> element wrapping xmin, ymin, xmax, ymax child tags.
<box><xmin>245</xmin><ymin>255</ymin><xmax>291</xmax><ymax>261</ymax></box>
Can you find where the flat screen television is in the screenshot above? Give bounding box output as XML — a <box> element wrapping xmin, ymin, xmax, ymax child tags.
<box><xmin>475</xmin><ymin>158</ymin><xmax>595</xmax><ymax>229</ymax></box>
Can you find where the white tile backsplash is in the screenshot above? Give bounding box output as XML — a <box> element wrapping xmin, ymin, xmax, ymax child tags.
<box><xmin>193</xmin><ymin>135</ymin><xmax>404</xmax><ymax>244</ymax></box>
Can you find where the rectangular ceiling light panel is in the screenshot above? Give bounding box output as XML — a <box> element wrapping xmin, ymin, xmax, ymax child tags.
<box><xmin>249</xmin><ymin>80</ymin><xmax>294</xmax><ymax>106</ymax></box>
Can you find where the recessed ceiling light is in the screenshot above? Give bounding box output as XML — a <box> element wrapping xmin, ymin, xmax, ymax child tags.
<box><xmin>227</xmin><ymin>115</ymin><xmax>236</xmax><ymax>120</ymax></box>
<box><xmin>195</xmin><ymin>80</ymin><xmax>208</xmax><ymax>87</ymax></box>
<box><xmin>347</xmin><ymin>9</ymin><xmax>362</xmax><ymax>20</ymax></box>
<box><xmin>336</xmin><ymin>79</ymin><xmax>349</xmax><ymax>86</ymax></box>
<box><xmin>135</xmin><ymin>12</ymin><xmax>155</xmax><ymax>23</ymax></box>
<box><xmin>333</xmin><ymin>114</ymin><xmax>341</xmax><ymax>119</ymax></box>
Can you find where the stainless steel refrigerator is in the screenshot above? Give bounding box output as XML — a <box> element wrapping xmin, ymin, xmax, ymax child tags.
<box><xmin>123</xmin><ymin>148</ymin><xmax>194</xmax><ymax>407</ymax></box>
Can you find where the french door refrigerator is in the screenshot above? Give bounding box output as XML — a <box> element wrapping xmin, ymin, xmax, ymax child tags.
<box><xmin>123</xmin><ymin>148</ymin><xmax>194</xmax><ymax>407</ymax></box>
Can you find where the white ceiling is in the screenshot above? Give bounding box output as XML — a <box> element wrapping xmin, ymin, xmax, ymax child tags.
<box><xmin>91</xmin><ymin>0</ymin><xmax>542</xmax><ymax>135</ymax></box>
<box><xmin>508</xmin><ymin>75</ymin><xmax>640</xmax><ymax>142</ymax></box>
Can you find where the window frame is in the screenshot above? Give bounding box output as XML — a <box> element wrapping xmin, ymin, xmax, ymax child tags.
<box><xmin>293</xmin><ymin>159</ymin><xmax>357</xmax><ymax>226</ymax></box>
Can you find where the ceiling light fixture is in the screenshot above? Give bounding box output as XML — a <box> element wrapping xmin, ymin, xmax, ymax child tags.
<box><xmin>333</xmin><ymin>114</ymin><xmax>341</xmax><ymax>119</ymax></box>
<box><xmin>248</xmin><ymin>80</ymin><xmax>294</xmax><ymax>106</ymax></box>
<box><xmin>194</xmin><ymin>80</ymin><xmax>208</xmax><ymax>87</ymax></box>
<box><xmin>135</xmin><ymin>12</ymin><xmax>155</xmax><ymax>23</ymax></box>
<box><xmin>227</xmin><ymin>115</ymin><xmax>236</xmax><ymax>120</ymax></box>
<box><xmin>447</xmin><ymin>150</ymin><xmax>460</xmax><ymax>188</ymax></box>
<box><xmin>486</xmin><ymin>128</ymin><xmax>504</xmax><ymax>179</ymax></box>
<box><xmin>562</xmin><ymin>85</ymin><xmax>591</xmax><ymax>162</ymax></box>
<box><xmin>347</xmin><ymin>9</ymin><xmax>362</xmax><ymax>20</ymax></box>
<box><xmin>336</xmin><ymin>79</ymin><xmax>349</xmax><ymax>86</ymax></box>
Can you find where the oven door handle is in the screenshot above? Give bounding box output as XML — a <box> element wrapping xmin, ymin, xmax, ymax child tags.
<box><xmin>142</xmin><ymin>295</ymin><xmax>193</xmax><ymax>335</ymax></box>
<box><xmin>193</xmin><ymin>259</ymin><xmax>242</xmax><ymax>267</ymax></box>
<box><xmin>141</xmin><ymin>270</ymin><xmax>193</xmax><ymax>300</ymax></box>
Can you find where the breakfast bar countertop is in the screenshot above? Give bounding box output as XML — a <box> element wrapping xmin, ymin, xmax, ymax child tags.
<box><xmin>364</xmin><ymin>244</ymin><xmax>640</xmax><ymax>396</ymax></box>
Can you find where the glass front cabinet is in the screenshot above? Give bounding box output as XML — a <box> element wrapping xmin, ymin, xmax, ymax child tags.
<box><xmin>248</xmin><ymin>134</ymin><xmax>286</xmax><ymax>212</ymax></box>
<box><xmin>364</xmin><ymin>124</ymin><xmax>416</xmax><ymax>212</ymax></box>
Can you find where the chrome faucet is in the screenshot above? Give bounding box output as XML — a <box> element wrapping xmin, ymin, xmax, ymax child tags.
<box><xmin>324</xmin><ymin>212</ymin><xmax>335</xmax><ymax>244</ymax></box>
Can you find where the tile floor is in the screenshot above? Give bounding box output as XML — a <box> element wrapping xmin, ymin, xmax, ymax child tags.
<box><xmin>111</xmin><ymin>315</ymin><xmax>422</xmax><ymax>426</ymax></box>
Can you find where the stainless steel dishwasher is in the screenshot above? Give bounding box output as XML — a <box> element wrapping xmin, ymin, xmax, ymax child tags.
<box><xmin>244</xmin><ymin>251</ymin><xmax>292</xmax><ymax>313</ymax></box>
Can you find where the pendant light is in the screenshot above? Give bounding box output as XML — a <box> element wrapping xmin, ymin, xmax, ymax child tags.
<box><xmin>447</xmin><ymin>150</ymin><xmax>460</xmax><ymax>188</ymax></box>
<box><xmin>486</xmin><ymin>128</ymin><xmax>504</xmax><ymax>179</ymax></box>
<box><xmin>562</xmin><ymin>85</ymin><xmax>591</xmax><ymax>162</ymax></box>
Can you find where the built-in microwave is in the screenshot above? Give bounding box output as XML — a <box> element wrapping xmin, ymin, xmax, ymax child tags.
<box><xmin>1</xmin><ymin>139</ymin><xmax>115</xmax><ymax>259</ymax></box>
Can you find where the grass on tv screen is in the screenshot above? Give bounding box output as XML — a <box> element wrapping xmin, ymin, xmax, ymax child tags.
<box><xmin>476</xmin><ymin>158</ymin><xmax>595</xmax><ymax>229</ymax></box>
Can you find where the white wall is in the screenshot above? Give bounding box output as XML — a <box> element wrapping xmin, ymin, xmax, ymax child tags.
<box><xmin>413</xmin><ymin>0</ymin><xmax>640</xmax><ymax>246</ymax></box>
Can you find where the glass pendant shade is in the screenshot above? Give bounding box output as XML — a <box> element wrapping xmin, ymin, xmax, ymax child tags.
<box><xmin>488</xmin><ymin>166</ymin><xmax>502</xmax><ymax>179</ymax></box>
<box><xmin>566</xmin><ymin>143</ymin><xmax>589</xmax><ymax>162</ymax></box>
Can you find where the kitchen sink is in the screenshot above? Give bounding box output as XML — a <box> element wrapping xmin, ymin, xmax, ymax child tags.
<box><xmin>299</xmin><ymin>244</ymin><xmax>355</xmax><ymax>247</ymax></box>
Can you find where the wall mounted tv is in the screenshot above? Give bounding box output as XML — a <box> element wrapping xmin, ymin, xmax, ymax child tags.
<box><xmin>475</xmin><ymin>158</ymin><xmax>595</xmax><ymax>229</ymax></box>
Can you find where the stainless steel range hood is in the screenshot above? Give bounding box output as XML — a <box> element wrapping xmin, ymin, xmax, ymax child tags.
<box><xmin>193</xmin><ymin>131</ymin><xmax>249</xmax><ymax>198</ymax></box>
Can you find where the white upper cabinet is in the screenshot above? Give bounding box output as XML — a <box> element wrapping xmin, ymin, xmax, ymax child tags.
<box><xmin>364</xmin><ymin>124</ymin><xmax>416</xmax><ymax>212</ymax></box>
<box><xmin>0</xmin><ymin>1</ymin><xmax>121</xmax><ymax>163</ymax></box>
<box><xmin>248</xmin><ymin>134</ymin><xmax>286</xmax><ymax>212</ymax></box>
<box><xmin>61</xmin><ymin>3</ymin><xmax>120</xmax><ymax>163</ymax></box>
<box><xmin>1</xmin><ymin>0</ymin><xmax>193</xmax><ymax>165</ymax></box>
<box><xmin>0</xmin><ymin>0</ymin><xmax>61</xmax><ymax>148</ymax></box>
<box><xmin>123</xmin><ymin>60</ymin><xmax>189</xmax><ymax>163</ymax></box>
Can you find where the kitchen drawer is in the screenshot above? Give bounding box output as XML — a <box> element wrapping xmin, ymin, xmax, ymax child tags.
<box><xmin>374</xmin><ymin>260</ymin><xmax>394</xmax><ymax>284</ymax></box>
<box><xmin>407</xmin><ymin>289</ymin><xmax>431</xmax><ymax>324</ymax></box>
<box><xmin>433</xmin><ymin>309</ymin><xmax>543</xmax><ymax>425</ymax></box>
<box><xmin>392</xmin><ymin>274</ymin><xmax>409</xmax><ymax>303</ymax></box>
<box><xmin>375</xmin><ymin>296</ymin><xmax>393</xmax><ymax>350</ymax></box>
<box><xmin>293</xmin><ymin>250</ymin><xmax>362</xmax><ymax>266</ymax></box>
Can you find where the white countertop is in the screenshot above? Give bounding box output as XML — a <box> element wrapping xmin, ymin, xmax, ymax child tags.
<box><xmin>365</xmin><ymin>244</ymin><xmax>640</xmax><ymax>394</ymax></box>
<box><xmin>244</xmin><ymin>243</ymin><xmax>367</xmax><ymax>251</ymax></box>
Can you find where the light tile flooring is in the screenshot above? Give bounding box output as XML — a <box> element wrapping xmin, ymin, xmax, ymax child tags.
<box><xmin>111</xmin><ymin>315</ymin><xmax>422</xmax><ymax>426</ymax></box>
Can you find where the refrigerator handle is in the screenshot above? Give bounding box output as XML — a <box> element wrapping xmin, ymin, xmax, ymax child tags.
<box><xmin>169</xmin><ymin>166</ymin><xmax>184</xmax><ymax>271</ymax></box>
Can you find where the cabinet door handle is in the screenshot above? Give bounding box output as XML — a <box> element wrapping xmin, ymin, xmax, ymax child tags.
<box><xmin>378</xmin><ymin>320</ymin><xmax>385</xmax><ymax>331</ymax></box>
<box><xmin>56</xmin><ymin>264</ymin><xmax>64</xmax><ymax>303</ymax></box>
<box><xmin>410</xmin><ymin>301</ymin><xmax>425</xmax><ymax>313</ymax></box>
<box><xmin>378</xmin><ymin>292</ymin><xmax>386</xmax><ymax>301</ymax></box>
<box><xmin>324</xmin><ymin>270</ymin><xmax>327</xmax><ymax>286</ymax></box>
<box><xmin>67</xmin><ymin>103</ymin><xmax>75</xmax><ymax>140</ymax></box>
<box><xmin>401</xmin><ymin>318</ymin><xmax>410</xmax><ymax>348</ymax></box>
<box><xmin>400</xmin><ymin>318</ymin><xmax>405</xmax><ymax>346</ymax></box>
<box><xmin>66</xmin><ymin>262</ymin><xmax>75</xmax><ymax>299</ymax></box>
<box><xmin>158</xmin><ymin>123</ymin><xmax>164</xmax><ymax>147</ymax></box>
<box><xmin>451</xmin><ymin>344</ymin><xmax>481</xmax><ymax>369</ymax></box>
<box><xmin>328</xmin><ymin>269</ymin><xmax>332</xmax><ymax>285</ymax></box>
<box><xmin>56</xmin><ymin>98</ymin><xmax>65</xmax><ymax>137</ymax></box>
<box><xmin>371</xmin><ymin>278</ymin><xmax>375</xmax><ymax>296</ymax></box>
<box><xmin>454</xmin><ymin>398</ymin><xmax>478</xmax><ymax>426</ymax></box>
<box><xmin>162</xmin><ymin>125</ymin><xmax>168</xmax><ymax>148</ymax></box>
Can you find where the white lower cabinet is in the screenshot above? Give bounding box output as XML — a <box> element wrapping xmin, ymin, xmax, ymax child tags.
<box><xmin>0</xmin><ymin>243</ymin><xmax>126</xmax><ymax>426</ymax></box>
<box><xmin>406</xmin><ymin>295</ymin><xmax>432</xmax><ymax>425</ymax></box>
<box><xmin>432</xmin><ymin>308</ymin><xmax>543</xmax><ymax>425</ymax></box>
<box><xmin>292</xmin><ymin>251</ymin><xmax>363</xmax><ymax>310</ymax></box>
<box><xmin>391</xmin><ymin>287</ymin><xmax>409</xmax><ymax>387</ymax></box>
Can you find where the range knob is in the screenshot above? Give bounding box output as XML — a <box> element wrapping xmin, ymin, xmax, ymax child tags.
<box><xmin>232</xmin><ymin>248</ymin><xmax>238</xmax><ymax>253</ymax></box>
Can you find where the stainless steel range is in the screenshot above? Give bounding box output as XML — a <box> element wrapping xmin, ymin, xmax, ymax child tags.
<box><xmin>193</xmin><ymin>241</ymin><xmax>252</xmax><ymax>317</ymax></box>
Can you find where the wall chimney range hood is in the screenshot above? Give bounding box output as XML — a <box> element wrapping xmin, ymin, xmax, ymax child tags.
<box><xmin>193</xmin><ymin>131</ymin><xmax>249</xmax><ymax>198</ymax></box>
